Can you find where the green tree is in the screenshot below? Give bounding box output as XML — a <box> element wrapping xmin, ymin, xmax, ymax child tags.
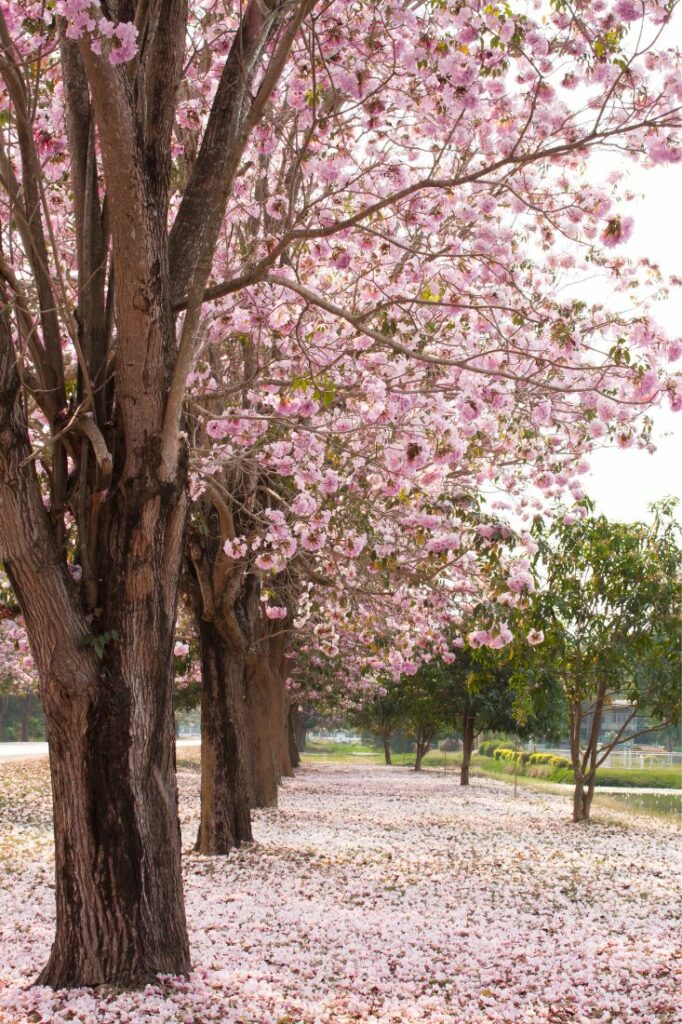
<box><xmin>440</xmin><ymin>644</ymin><xmax>566</xmax><ymax>785</ymax></box>
<box><xmin>391</xmin><ymin>664</ymin><xmax>451</xmax><ymax>771</ymax></box>
<box><xmin>527</xmin><ymin>499</ymin><xmax>681</xmax><ymax>822</ymax></box>
<box><xmin>350</xmin><ymin>686</ymin><xmax>402</xmax><ymax>765</ymax></box>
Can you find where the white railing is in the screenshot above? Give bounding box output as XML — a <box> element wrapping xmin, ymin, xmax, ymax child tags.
<box><xmin>537</xmin><ymin>747</ymin><xmax>682</xmax><ymax>768</ymax></box>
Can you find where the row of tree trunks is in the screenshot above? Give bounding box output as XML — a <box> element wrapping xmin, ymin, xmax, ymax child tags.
<box><xmin>245</xmin><ymin>616</ymin><xmax>280</xmax><ymax>809</ymax></box>
<box><xmin>194</xmin><ymin>617</ymin><xmax>253</xmax><ymax>854</ymax></box>
<box><xmin>193</xmin><ymin>566</ymin><xmax>301</xmax><ymax>851</ymax></box>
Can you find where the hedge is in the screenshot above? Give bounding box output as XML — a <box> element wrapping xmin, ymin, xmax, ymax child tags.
<box><xmin>476</xmin><ymin>744</ymin><xmax>572</xmax><ymax>772</ymax></box>
<box><xmin>478</xmin><ymin>740</ymin><xmax>513</xmax><ymax>757</ymax></box>
<box><xmin>493</xmin><ymin>747</ymin><xmax>532</xmax><ymax>765</ymax></box>
<box><xmin>528</xmin><ymin>752</ymin><xmax>572</xmax><ymax>769</ymax></box>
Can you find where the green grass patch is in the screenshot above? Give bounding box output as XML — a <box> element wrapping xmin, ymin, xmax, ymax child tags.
<box><xmin>303</xmin><ymin>740</ymin><xmax>385</xmax><ymax>763</ymax></box>
<box><xmin>303</xmin><ymin>741</ymin><xmax>462</xmax><ymax>770</ymax></box>
<box><xmin>472</xmin><ymin>755</ymin><xmax>681</xmax><ymax>789</ymax></box>
<box><xmin>303</xmin><ymin>743</ymin><xmax>681</xmax><ymax>789</ymax></box>
<box><xmin>591</xmin><ymin>766</ymin><xmax>682</xmax><ymax>789</ymax></box>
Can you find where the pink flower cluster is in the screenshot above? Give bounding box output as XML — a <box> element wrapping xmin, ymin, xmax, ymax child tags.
<box><xmin>57</xmin><ymin>1</ymin><xmax>138</xmax><ymax>64</ymax></box>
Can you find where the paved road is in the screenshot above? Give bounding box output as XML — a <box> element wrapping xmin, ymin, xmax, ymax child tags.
<box><xmin>0</xmin><ymin>738</ymin><xmax>201</xmax><ymax>763</ymax></box>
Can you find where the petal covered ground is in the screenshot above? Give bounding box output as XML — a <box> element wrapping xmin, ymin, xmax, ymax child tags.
<box><xmin>0</xmin><ymin>758</ymin><xmax>680</xmax><ymax>1024</ymax></box>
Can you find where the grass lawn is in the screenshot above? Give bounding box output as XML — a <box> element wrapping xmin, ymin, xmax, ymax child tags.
<box><xmin>303</xmin><ymin>740</ymin><xmax>462</xmax><ymax>770</ymax></box>
<box><xmin>305</xmin><ymin>743</ymin><xmax>682</xmax><ymax>789</ymax></box>
<box><xmin>471</xmin><ymin>754</ymin><xmax>682</xmax><ymax>790</ymax></box>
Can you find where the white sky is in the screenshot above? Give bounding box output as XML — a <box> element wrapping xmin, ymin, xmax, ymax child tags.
<box><xmin>582</xmin><ymin>10</ymin><xmax>681</xmax><ymax>523</ymax></box>
<box><xmin>586</xmin><ymin>164</ymin><xmax>682</xmax><ymax>523</ymax></box>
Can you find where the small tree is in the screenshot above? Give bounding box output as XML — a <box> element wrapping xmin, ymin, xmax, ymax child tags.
<box><xmin>529</xmin><ymin>500</ymin><xmax>681</xmax><ymax>822</ymax></box>
<box><xmin>351</xmin><ymin>687</ymin><xmax>402</xmax><ymax>765</ymax></box>
<box><xmin>433</xmin><ymin>643</ymin><xmax>566</xmax><ymax>785</ymax></box>
<box><xmin>390</xmin><ymin>665</ymin><xmax>451</xmax><ymax>771</ymax></box>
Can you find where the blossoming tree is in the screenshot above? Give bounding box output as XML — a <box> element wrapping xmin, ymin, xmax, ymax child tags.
<box><xmin>0</xmin><ymin>0</ymin><xmax>680</xmax><ymax>989</ymax></box>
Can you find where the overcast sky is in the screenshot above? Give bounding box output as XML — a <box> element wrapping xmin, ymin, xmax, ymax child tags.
<box><xmin>581</xmin><ymin>11</ymin><xmax>681</xmax><ymax>523</ymax></box>
<box><xmin>586</xmin><ymin>162</ymin><xmax>681</xmax><ymax>523</ymax></box>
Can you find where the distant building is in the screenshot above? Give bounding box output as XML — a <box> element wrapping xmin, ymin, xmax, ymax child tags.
<box><xmin>580</xmin><ymin>697</ymin><xmax>645</xmax><ymax>743</ymax></box>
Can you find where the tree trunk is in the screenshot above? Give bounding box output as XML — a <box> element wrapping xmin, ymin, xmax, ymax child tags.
<box><xmin>288</xmin><ymin>705</ymin><xmax>300</xmax><ymax>769</ymax></box>
<box><xmin>39</xmin><ymin>476</ymin><xmax>189</xmax><ymax>987</ymax></box>
<box><xmin>460</xmin><ymin>711</ymin><xmax>475</xmax><ymax>786</ymax></box>
<box><xmin>294</xmin><ymin>714</ymin><xmax>307</xmax><ymax>753</ymax></box>
<box><xmin>269</xmin><ymin>626</ymin><xmax>293</xmax><ymax>778</ymax></box>
<box><xmin>414</xmin><ymin>728</ymin><xmax>432</xmax><ymax>771</ymax></box>
<box><xmin>1</xmin><ymin>288</ymin><xmax>190</xmax><ymax>987</ymax></box>
<box><xmin>572</xmin><ymin>778</ymin><xmax>595</xmax><ymax>822</ymax></box>
<box><xmin>246</xmin><ymin>621</ymin><xmax>279</xmax><ymax>808</ymax></box>
<box><xmin>382</xmin><ymin>735</ymin><xmax>392</xmax><ymax>765</ymax></box>
<box><xmin>569</xmin><ymin>693</ymin><xmax>602</xmax><ymax>823</ymax></box>
<box><xmin>195</xmin><ymin>617</ymin><xmax>252</xmax><ymax>854</ymax></box>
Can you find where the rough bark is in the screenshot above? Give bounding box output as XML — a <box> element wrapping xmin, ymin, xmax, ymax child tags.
<box><xmin>188</xmin><ymin>511</ymin><xmax>258</xmax><ymax>851</ymax></box>
<box><xmin>246</xmin><ymin>620</ymin><xmax>280</xmax><ymax>808</ymax></box>
<box><xmin>195</xmin><ymin>616</ymin><xmax>252</xmax><ymax>854</ymax></box>
<box><xmin>460</xmin><ymin>711</ymin><xmax>475</xmax><ymax>786</ymax></box>
<box><xmin>0</xmin><ymin>289</ymin><xmax>190</xmax><ymax>986</ymax></box>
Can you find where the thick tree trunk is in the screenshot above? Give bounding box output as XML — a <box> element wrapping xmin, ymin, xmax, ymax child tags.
<box><xmin>195</xmin><ymin>618</ymin><xmax>252</xmax><ymax>854</ymax></box>
<box><xmin>42</xmin><ymin>476</ymin><xmax>189</xmax><ymax>987</ymax></box>
<box><xmin>382</xmin><ymin>735</ymin><xmax>392</xmax><ymax>765</ymax></box>
<box><xmin>288</xmin><ymin>705</ymin><xmax>300</xmax><ymax>769</ymax></box>
<box><xmin>1</xmin><ymin>292</ymin><xmax>190</xmax><ymax>986</ymax></box>
<box><xmin>460</xmin><ymin>711</ymin><xmax>475</xmax><ymax>786</ymax></box>
<box><xmin>246</xmin><ymin>622</ymin><xmax>279</xmax><ymax>808</ymax></box>
<box><xmin>188</xmin><ymin>522</ymin><xmax>259</xmax><ymax>851</ymax></box>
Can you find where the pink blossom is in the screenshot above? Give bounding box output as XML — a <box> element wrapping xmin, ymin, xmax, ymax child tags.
<box><xmin>614</xmin><ymin>0</ymin><xmax>642</xmax><ymax>21</ymax></box>
<box><xmin>601</xmin><ymin>215</ymin><xmax>634</xmax><ymax>248</ymax></box>
<box><xmin>265</xmin><ymin>606</ymin><xmax>288</xmax><ymax>620</ymax></box>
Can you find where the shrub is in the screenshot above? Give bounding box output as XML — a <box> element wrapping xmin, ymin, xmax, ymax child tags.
<box><xmin>529</xmin><ymin>752</ymin><xmax>572</xmax><ymax>769</ymax></box>
<box><xmin>478</xmin><ymin>739</ymin><xmax>512</xmax><ymax>757</ymax></box>
<box><xmin>493</xmin><ymin>747</ymin><xmax>532</xmax><ymax>764</ymax></box>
